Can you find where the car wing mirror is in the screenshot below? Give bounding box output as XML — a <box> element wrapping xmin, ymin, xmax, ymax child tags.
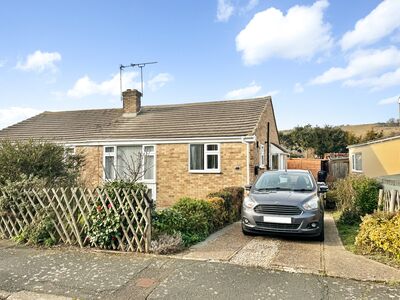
<box><xmin>317</xmin><ymin>182</ymin><xmax>328</xmax><ymax>193</ymax></box>
<box><xmin>245</xmin><ymin>184</ymin><xmax>252</xmax><ymax>191</ymax></box>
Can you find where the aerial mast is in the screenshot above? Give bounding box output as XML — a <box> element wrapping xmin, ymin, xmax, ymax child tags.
<box><xmin>119</xmin><ymin>61</ymin><xmax>158</xmax><ymax>100</ymax></box>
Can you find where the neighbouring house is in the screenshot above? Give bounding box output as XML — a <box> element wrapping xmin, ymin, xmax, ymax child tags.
<box><xmin>348</xmin><ymin>135</ymin><xmax>400</xmax><ymax>178</ymax></box>
<box><xmin>0</xmin><ymin>89</ymin><xmax>287</xmax><ymax>207</ymax></box>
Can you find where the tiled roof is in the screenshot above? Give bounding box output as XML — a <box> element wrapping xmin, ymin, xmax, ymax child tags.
<box><xmin>0</xmin><ymin>97</ymin><xmax>271</xmax><ymax>142</ymax></box>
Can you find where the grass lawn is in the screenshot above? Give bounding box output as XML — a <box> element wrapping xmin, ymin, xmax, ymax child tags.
<box><xmin>331</xmin><ymin>211</ymin><xmax>359</xmax><ymax>252</ymax></box>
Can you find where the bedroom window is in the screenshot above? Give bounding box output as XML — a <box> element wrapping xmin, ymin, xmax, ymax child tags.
<box><xmin>189</xmin><ymin>144</ymin><xmax>220</xmax><ymax>173</ymax></box>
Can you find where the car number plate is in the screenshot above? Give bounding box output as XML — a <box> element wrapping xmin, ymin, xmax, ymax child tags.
<box><xmin>263</xmin><ymin>216</ymin><xmax>292</xmax><ymax>224</ymax></box>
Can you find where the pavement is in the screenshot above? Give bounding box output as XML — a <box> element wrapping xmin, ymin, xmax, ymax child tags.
<box><xmin>174</xmin><ymin>214</ymin><xmax>400</xmax><ymax>282</ymax></box>
<box><xmin>0</xmin><ymin>241</ymin><xmax>400</xmax><ymax>300</ymax></box>
<box><xmin>0</xmin><ymin>214</ymin><xmax>400</xmax><ymax>299</ymax></box>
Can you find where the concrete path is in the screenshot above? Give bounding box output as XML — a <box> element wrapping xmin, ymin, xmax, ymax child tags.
<box><xmin>174</xmin><ymin>214</ymin><xmax>400</xmax><ymax>282</ymax></box>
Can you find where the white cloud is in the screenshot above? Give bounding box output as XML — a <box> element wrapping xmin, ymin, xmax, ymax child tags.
<box><xmin>311</xmin><ymin>47</ymin><xmax>400</xmax><ymax>85</ymax></box>
<box><xmin>0</xmin><ymin>107</ymin><xmax>42</xmax><ymax>129</ymax></box>
<box><xmin>225</xmin><ymin>82</ymin><xmax>262</xmax><ymax>99</ymax></box>
<box><xmin>344</xmin><ymin>68</ymin><xmax>400</xmax><ymax>91</ymax></box>
<box><xmin>0</xmin><ymin>59</ymin><xmax>6</xmax><ymax>68</ymax></box>
<box><xmin>340</xmin><ymin>0</ymin><xmax>400</xmax><ymax>51</ymax></box>
<box><xmin>378</xmin><ymin>95</ymin><xmax>400</xmax><ymax>105</ymax></box>
<box><xmin>236</xmin><ymin>0</ymin><xmax>332</xmax><ymax>65</ymax></box>
<box><xmin>243</xmin><ymin>0</ymin><xmax>259</xmax><ymax>13</ymax></box>
<box><xmin>147</xmin><ymin>73</ymin><xmax>174</xmax><ymax>91</ymax></box>
<box><xmin>16</xmin><ymin>50</ymin><xmax>61</xmax><ymax>73</ymax></box>
<box><xmin>294</xmin><ymin>83</ymin><xmax>304</xmax><ymax>93</ymax></box>
<box><xmin>216</xmin><ymin>0</ymin><xmax>234</xmax><ymax>22</ymax></box>
<box><xmin>67</xmin><ymin>72</ymin><xmax>173</xmax><ymax>98</ymax></box>
<box><xmin>67</xmin><ymin>72</ymin><xmax>139</xmax><ymax>98</ymax></box>
<box><xmin>264</xmin><ymin>90</ymin><xmax>280</xmax><ymax>97</ymax></box>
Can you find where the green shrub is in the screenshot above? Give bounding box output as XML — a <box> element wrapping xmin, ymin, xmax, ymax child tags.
<box><xmin>0</xmin><ymin>174</ymin><xmax>47</xmax><ymax>214</ymax></box>
<box><xmin>0</xmin><ymin>139</ymin><xmax>84</xmax><ymax>186</ymax></box>
<box><xmin>333</xmin><ymin>175</ymin><xmax>380</xmax><ymax>224</ymax></box>
<box><xmin>152</xmin><ymin>186</ymin><xmax>244</xmax><ymax>249</ymax></box>
<box><xmin>355</xmin><ymin>212</ymin><xmax>400</xmax><ymax>261</ymax></box>
<box><xmin>172</xmin><ymin>197</ymin><xmax>216</xmax><ymax>245</ymax></box>
<box><xmin>208</xmin><ymin>186</ymin><xmax>244</xmax><ymax>222</ymax></box>
<box><xmin>15</xmin><ymin>212</ymin><xmax>56</xmax><ymax>247</ymax></box>
<box><xmin>152</xmin><ymin>208</ymin><xmax>186</xmax><ymax>237</ymax></box>
<box><xmin>206</xmin><ymin>197</ymin><xmax>227</xmax><ymax>229</ymax></box>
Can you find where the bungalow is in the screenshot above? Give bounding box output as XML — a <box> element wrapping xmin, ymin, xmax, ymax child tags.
<box><xmin>0</xmin><ymin>89</ymin><xmax>287</xmax><ymax>207</ymax></box>
<box><xmin>348</xmin><ymin>134</ymin><xmax>400</xmax><ymax>178</ymax></box>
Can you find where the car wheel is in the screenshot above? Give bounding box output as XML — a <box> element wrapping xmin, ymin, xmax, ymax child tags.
<box><xmin>316</xmin><ymin>222</ymin><xmax>325</xmax><ymax>242</ymax></box>
<box><xmin>242</xmin><ymin>226</ymin><xmax>255</xmax><ymax>236</ymax></box>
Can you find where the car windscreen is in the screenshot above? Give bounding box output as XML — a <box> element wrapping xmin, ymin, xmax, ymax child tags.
<box><xmin>254</xmin><ymin>172</ymin><xmax>315</xmax><ymax>191</ymax></box>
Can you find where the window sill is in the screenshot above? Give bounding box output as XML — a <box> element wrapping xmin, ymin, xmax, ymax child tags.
<box><xmin>189</xmin><ymin>170</ymin><xmax>221</xmax><ymax>174</ymax></box>
<box><xmin>351</xmin><ymin>170</ymin><xmax>363</xmax><ymax>173</ymax></box>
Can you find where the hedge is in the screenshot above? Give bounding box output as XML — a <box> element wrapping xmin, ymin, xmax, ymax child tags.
<box><xmin>152</xmin><ymin>186</ymin><xmax>244</xmax><ymax>248</ymax></box>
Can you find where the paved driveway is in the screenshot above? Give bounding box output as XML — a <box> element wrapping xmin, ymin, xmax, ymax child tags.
<box><xmin>174</xmin><ymin>214</ymin><xmax>400</xmax><ymax>282</ymax></box>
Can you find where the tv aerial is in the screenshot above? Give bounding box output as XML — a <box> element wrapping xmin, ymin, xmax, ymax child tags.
<box><xmin>119</xmin><ymin>61</ymin><xmax>158</xmax><ymax>99</ymax></box>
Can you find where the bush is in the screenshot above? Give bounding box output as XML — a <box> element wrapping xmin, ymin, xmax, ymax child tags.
<box><xmin>333</xmin><ymin>175</ymin><xmax>380</xmax><ymax>224</ymax></box>
<box><xmin>15</xmin><ymin>212</ymin><xmax>56</xmax><ymax>247</ymax></box>
<box><xmin>86</xmin><ymin>180</ymin><xmax>151</xmax><ymax>249</ymax></box>
<box><xmin>171</xmin><ymin>197</ymin><xmax>216</xmax><ymax>245</ymax></box>
<box><xmin>0</xmin><ymin>139</ymin><xmax>84</xmax><ymax>186</ymax></box>
<box><xmin>208</xmin><ymin>186</ymin><xmax>244</xmax><ymax>222</ymax></box>
<box><xmin>206</xmin><ymin>197</ymin><xmax>227</xmax><ymax>229</ymax></box>
<box><xmin>152</xmin><ymin>186</ymin><xmax>244</xmax><ymax>249</ymax></box>
<box><xmin>0</xmin><ymin>174</ymin><xmax>47</xmax><ymax>214</ymax></box>
<box><xmin>151</xmin><ymin>233</ymin><xmax>184</xmax><ymax>254</ymax></box>
<box><xmin>355</xmin><ymin>212</ymin><xmax>400</xmax><ymax>261</ymax></box>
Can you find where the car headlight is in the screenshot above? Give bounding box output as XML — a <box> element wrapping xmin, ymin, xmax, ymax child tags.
<box><xmin>243</xmin><ymin>196</ymin><xmax>256</xmax><ymax>209</ymax></box>
<box><xmin>302</xmin><ymin>197</ymin><xmax>319</xmax><ymax>211</ymax></box>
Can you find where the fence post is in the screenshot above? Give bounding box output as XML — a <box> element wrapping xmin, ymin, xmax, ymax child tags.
<box><xmin>378</xmin><ymin>189</ymin><xmax>383</xmax><ymax>211</ymax></box>
<box><xmin>390</xmin><ymin>190</ymin><xmax>397</xmax><ymax>213</ymax></box>
<box><xmin>145</xmin><ymin>194</ymin><xmax>152</xmax><ymax>253</ymax></box>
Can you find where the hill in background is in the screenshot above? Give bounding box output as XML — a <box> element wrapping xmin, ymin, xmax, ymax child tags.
<box><xmin>340</xmin><ymin>123</ymin><xmax>400</xmax><ymax>139</ymax></box>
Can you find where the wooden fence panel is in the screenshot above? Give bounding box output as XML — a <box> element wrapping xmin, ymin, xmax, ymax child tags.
<box><xmin>0</xmin><ymin>187</ymin><xmax>152</xmax><ymax>252</ymax></box>
<box><xmin>287</xmin><ymin>158</ymin><xmax>322</xmax><ymax>179</ymax></box>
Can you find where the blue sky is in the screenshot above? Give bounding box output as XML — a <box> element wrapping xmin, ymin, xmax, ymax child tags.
<box><xmin>0</xmin><ymin>0</ymin><xmax>399</xmax><ymax>130</ymax></box>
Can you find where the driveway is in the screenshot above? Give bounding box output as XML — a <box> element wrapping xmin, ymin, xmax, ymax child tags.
<box><xmin>174</xmin><ymin>214</ymin><xmax>400</xmax><ymax>282</ymax></box>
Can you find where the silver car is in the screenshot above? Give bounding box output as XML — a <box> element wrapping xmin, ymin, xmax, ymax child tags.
<box><xmin>241</xmin><ymin>170</ymin><xmax>327</xmax><ymax>241</ymax></box>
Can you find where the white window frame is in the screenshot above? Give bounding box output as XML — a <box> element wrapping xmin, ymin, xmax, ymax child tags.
<box><xmin>102</xmin><ymin>144</ymin><xmax>157</xmax><ymax>200</ymax></box>
<box><xmin>351</xmin><ymin>152</ymin><xmax>363</xmax><ymax>172</ymax></box>
<box><xmin>103</xmin><ymin>146</ymin><xmax>117</xmax><ymax>181</ymax></box>
<box><xmin>141</xmin><ymin>145</ymin><xmax>156</xmax><ymax>184</ymax></box>
<box><xmin>188</xmin><ymin>143</ymin><xmax>221</xmax><ymax>173</ymax></box>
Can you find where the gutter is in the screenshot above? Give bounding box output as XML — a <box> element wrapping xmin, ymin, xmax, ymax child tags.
<box><xmin>241</xmin><ymin>136</ymin><xmax>256</xmax><ymax>185</ymax></box>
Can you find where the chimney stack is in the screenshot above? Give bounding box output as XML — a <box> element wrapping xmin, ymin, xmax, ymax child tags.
<box><xmin>122</xmin><ymin>89</ymin><xmax>142</xmax><ymax>116</ymax></box>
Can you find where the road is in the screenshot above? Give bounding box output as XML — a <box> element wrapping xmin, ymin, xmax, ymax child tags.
<box><xmin>0</xmin><ymin>240</ymin><xmax>399</xmax><ymax>299</ymax></box>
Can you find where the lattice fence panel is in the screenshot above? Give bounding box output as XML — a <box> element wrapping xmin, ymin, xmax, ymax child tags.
<box><xmin>0</xmin><ymin>187</ymin><xmax>152</xmax><ymax>252</ymax></box>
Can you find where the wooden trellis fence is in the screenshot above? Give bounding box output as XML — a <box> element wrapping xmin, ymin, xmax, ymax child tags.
<box><xmin>0</xmin><ymin>187</ymin><xmax>153</xmax><ymax>252</ymax></box>
<box><xmin>378</xmin><ymin>189</ymin><xmax>400</xmax><ymax>213</ymax></box>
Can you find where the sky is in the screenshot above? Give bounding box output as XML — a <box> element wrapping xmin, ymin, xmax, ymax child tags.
<box><xmin>0</xmin><ymin>0</ymin><xmax>399</xmax><ymax>130</ymax></box>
